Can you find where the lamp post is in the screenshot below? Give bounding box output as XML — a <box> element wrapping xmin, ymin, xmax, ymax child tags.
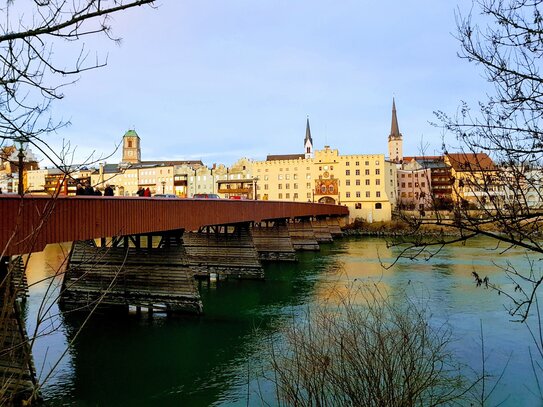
<box><xmin>161</xmin><ymin>180</ymin><xmax>166</xmax><ymax>194</ymax></box>
<box><xmin>14</xmin><ymin>136</ymin><xmax>28</xmax><ymax>196</ymax></box>
<box><xmin>253</xmin><ymin>177</ymin><xmax>259</xmax><ymax>200</ymax></box>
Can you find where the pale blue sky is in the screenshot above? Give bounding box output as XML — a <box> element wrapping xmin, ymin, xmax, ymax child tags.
<box><xmin>45</xmin><ymin>0</ymin><xmax>485</xmax><ymax>167</ymax></box>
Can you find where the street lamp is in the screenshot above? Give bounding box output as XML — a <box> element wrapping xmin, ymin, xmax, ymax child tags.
<box><xmin>253</xmin><ymin>177</ymin><xmax>259</xmax><ymax>200</ymax></box>
<box><xmin>14</xmin><ymin>136</ymin><xmax>28</xmax><ymax>196</ymax></box>
<box><xmin>161</xmin><ymin>180</ymin><xmax>166</xmax><ymax>194</ymax></box>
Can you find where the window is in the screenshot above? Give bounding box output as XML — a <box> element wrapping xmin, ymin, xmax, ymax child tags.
<box><xmin>356</xmin><ymin>179</ymin><xmax>361</xmax><ymax>186</ymax></box>
<box><xmin>127</xmin><ymin>140</ymin><xmax>132</xmax><ymax>148</ymax></box>
<box><xmin>286</xmin><ymin>183</ymin><xmax>290</xmax><ymax>189</ymax></box>
<box><xmin>365</xmin><ymin>161</ymin><xmax>369</xmax><ymax>165</ymax></box>
<box><xmin>278</xmin><ymin>184</ymin><xmax>283</xmax><ymax>189</ymax></box>
<box><xmin>408</xmin><ymin>182</ymin><xmax>412</xmax><ymax>188</ymax></box>
<box><xmin>286</xmin><ymin>193</ymin><xmax>290</xmax><ymax>199</ymax></box>
<box><xmin>306</xmin><ymin>174</ymin><xmax>311</xmax><ymax>179</ymax></box>
<box><xmin>365</xmin><ymin>179</ymin><xmax>370</xmax><ymax>185</ymax></box>
<box><xmin>355</xmin><ymin>161</ymin><xmax>360</xmax><ymax>166</ymax></box>
<box><xmin>346</xmin><ymin>180</ymin><xmax>351</xmax><ymax>186</ymax></box>
<box><xmin>278</xmin><ymin>193</ymin><xmax>283</xmax><ymax>199</ymax></box>
<box><xmin>286</xmin><ymin>174</ymin><xmax>290</xmax><ymax>180</ymax></box>
<box><xmin>421</xmin><ymin>182</ymin><xmax>426</xmax><ymax>187</ymax></box>
<box><xmin>375</xmin><ymin>203</ymin><xmax>382</xmax><ymax>209</ymax></box>
<box><xmin>356</xmin><ymin>191</ymin><xmax>361</xmax><ymax>198</ymax></box>
<box><xmin>375</xmin><ymin>160</ymin><xmax>380</xmax><ymax>165</ymax></box>
<box><xmin>294</xmin><ymin>193</ymin><xmax>298</xmax><ymax>199</ymax></box>
<box><xmin>294</xmin><ymin>183</ymin><xmax>298</xmax><ymax>189</ymax></box>
<box><xmin>355</xmin><ymin>169</ymin><xmax>360</xmax><ymax>176</ymax></box>
<box><xmin>375</xmin><ymin>169</ymin><xmax>380</xmax><ymax>175</ymax></box>
<box><xmin>401</xmin><ymin>182</ymin><xmax>405</xmax><ymax>188</ymax></box>
<box><xmin>278</xmin><ymin>175</ymin><xmax>283</xmax><ymax>180</ymax></box>
<box><xmin>355</xmin><ymin>203</ymin><xmax>362</xmax><ymax>209</ymax></box>
<box><xmin>346</xmin><ymin>170</ymin><xmax>351</xmax><ymax>176</ymax></box>
<box><xmin>346</xmin><ymin>162</ymin><xmax>350</xmax><ymax>166</ymax></box>
<box><xmin>366</xmin><ymin>191</ymin><xmax>370</xmax><ymax>197</ymax></box>
<box><xmin>401</xmin><ymin>174</ymin><xmax>405</xmax><ymax>178</ymax></box>
<box><xmin>376</xmin><ymin>191</ymin><xmax>381</xmax><ymax>197</ymax></box>
<box><xmin>307</xmin><ymin>192</ymin><xmax>311</xmax><ymax>198</ymax></box>
<box><xmin>346</xmin><ymin>192</ymin><xmax>351</xmax><ymax>198</ymax></box>
<box><xmin>294</xmin><ymin>174</ymin><xmax>298</xmax><ymax>180</ymax></box>
<box><xmin>376</xmin><ymin>179</ymin><xmax>380</xmax><ymax>185</ymax></box>
<box><xmin>365</xmin><ymin>169</ymin><xmax>370</xmax><ymax>175</ymax></box>
<box><xmin>264</xmin><ymin>175</ymin><xmax>269</xmax><ymax>181</ymax></box>
<box><xmin>328</xmin><ymin>185</ymin><xmax>335</xmax><ymax>193</ymax></box>
<box><xmin>306</xmin><ymin>183</ymin><xmax>311</xmax><ymax>188</ymax></box>
<box><xmin>408</xmin><ymin>173</ymin><xmax>412</xmax><ymax>178</ymax></box>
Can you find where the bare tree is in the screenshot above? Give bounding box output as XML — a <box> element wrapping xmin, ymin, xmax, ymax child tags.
<box><xmin>264</xmin><ymin>285</ymin><xmax>479</xmax><ymax>407</ymax></box>
<box><xmin>395</xmin><ymin>0</ymin><xmax>543</xmax><ymax>323</ymax></box>
<box><xmin>0</xmin><ymin>0</ymin><xmax>156</xmax><ymax>168</ymax></box>
<box><xmin>0</xmin><ymin>1</ymin><xmax>156</xmax><ymax>404</ymax></box>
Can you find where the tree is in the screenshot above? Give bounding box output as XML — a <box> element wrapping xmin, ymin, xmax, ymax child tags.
<box><xmin>0</xmin><ymin>0</ymin><xmax>156</xmax><ymax>166</ymax></box>
<box><xmin>396</xmin><ymin>0</ymin><xmax>543</xmax><ymax>323</ymax></box>
<box><xmin>265</xmin><ymin>285</ymin><xmax>477</xmax><ymax>406</ymax></box>
<box><xmin>0</xmin><ymin>1</ymin><xmax>156</xmax><ymax>404</ymax></box>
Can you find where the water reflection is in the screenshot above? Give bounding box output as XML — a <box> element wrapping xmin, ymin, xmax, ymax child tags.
<box><xmin>23</xmin><ymin>238</ymin><xmax>543</xmax><ymax>406</ymax></box>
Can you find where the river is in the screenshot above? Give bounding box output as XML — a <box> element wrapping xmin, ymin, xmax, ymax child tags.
<box><xmin>23</xmin><ymin>237</ymin><xmax>541</xmax><ymax>406</ymax></box>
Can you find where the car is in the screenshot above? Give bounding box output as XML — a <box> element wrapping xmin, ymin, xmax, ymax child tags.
<box><xmin>154</xmin><ymin>194</ymin><xmax>178</xmax><ymax>198</ymax></box>
<box><xmin>193</xmin><ymin>193</ymin><xmax>220</xmax><ymax>199</ymax></box>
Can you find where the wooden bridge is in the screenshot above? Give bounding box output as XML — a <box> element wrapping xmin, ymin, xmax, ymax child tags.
<box><xmin>0</xmin><ymin>195</ymin><xmax>349</xmax><ymax>402</ymax></box>
<box><xmin>0</xmin><ymin>195</ymin><xmax>348</xmax><ymax>256</ymax></box>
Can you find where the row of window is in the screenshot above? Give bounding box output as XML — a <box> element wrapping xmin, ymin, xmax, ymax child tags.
<box><xmin>345</xmin><ymin>179</ymin><xmax>380</xmax><ymax>186</ymax></box>
<box><xmin>346</xmin><ymin>160</ymin><xmax>380</xmax><ymax>166</ymax></box>
<box><xmin>345</xmin><ymin>191</ymin><xmax>382</xmax><ymax>198</ymax></box>
<box><xmin>345</xmin><ymin>169</ymin><xmax>380</xmax><ymax>176</ymax></box>
<box><xmin>399</xmin><ymin>182</ymin><xmax>426</xmax><ymax>188</ymax></box>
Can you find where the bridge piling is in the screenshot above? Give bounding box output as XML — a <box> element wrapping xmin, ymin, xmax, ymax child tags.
<box><xmin>60</xmin><ymin>232</ymin><xmax>203</xmax><ymax>315</ymax></box>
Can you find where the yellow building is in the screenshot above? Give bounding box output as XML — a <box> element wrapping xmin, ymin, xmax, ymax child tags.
<box><xmin>252</xmin><ymin>118</ymin><xmax>397</xmax><ymax>222</ymax></box>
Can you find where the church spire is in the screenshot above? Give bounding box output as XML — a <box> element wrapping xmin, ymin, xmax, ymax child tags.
<box><xmin>388</xmin><ymin>98</ymin><xmax>403</xmax><ymax>163</ymax></box>
<box><xmin>389</xmin><ymin>98</ymin><xmax>402</xmax><ymax>141</ymax></box>
<box><xmin>304</xmin><ymin>116</ymin><xmax>314</xmax><ymax>159</ymax></box>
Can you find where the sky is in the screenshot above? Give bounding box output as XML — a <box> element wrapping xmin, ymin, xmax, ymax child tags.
<box><xmin>40</xmin><ymin>0</ymin><xmax>488</xmax><ymax>167</ymax></box>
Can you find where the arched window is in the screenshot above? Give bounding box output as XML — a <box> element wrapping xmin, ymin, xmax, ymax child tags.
<box><xmin>375</xmin><ymin>203</ymin><xmax>382</xmax><ymax>209</ymax></box>
<box><xmin>307</xmin><ymin>147</ymin><xmax>311</xmax><ymax>153</ymax></box>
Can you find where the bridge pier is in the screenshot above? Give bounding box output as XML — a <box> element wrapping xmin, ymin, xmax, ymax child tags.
<box><xmin>183</xmin><ymin>223</ymin><xmax>264</xmax><ymax>280</ymax></box>
<box><xmin>251</xmin><ymin>220</ymin><xmax>297</xmax><ymax>262</ymax></box>
<box><xmin>0</xmin><ymin>256</ymin><xmax>39</xmax><ymax>405</ymax></box>
<box><xmin>311</xmin><ymin>217</ymin><xmax>334</xmax><ymax>243</ymax></box>
<box><xmin>288</xmin><ymin>218</ymin><xmax>320</xmax><ymax>251</ymax></box>
<box><xmin>60</xmin><ymin>231</ymin><xmax>203</xmax><ymax>315</ymax></box>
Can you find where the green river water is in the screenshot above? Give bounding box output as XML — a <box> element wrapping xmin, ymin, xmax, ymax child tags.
<box><xmin>23</xmin><ymin>237</ymin><xmax>542</xmax><ymax>406</ymax></box>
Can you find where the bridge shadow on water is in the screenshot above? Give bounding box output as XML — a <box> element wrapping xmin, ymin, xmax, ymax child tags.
<box><xmin>46</xmin><ymin>244</ymin><xmax>343</xmax><ymax>407</ymax></box>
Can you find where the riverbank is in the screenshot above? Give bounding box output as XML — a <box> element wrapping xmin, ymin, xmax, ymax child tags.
<box><xmin>341</xmin><ymin>218</ymin><xmax>463</xmax><ymax>237</ymax></box>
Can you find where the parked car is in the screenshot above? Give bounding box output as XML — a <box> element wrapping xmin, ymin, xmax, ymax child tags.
<box><xmin>154</xmin><ymin>194</ymin><xmax>178</xmax><ymax>198</ymax></box>
<box><xmin>193</xmin><ymin>193</ymin><xmax>220</xmax><ymax>199</ymax></box>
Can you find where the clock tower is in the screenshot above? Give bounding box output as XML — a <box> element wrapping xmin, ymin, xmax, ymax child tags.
<box><xmin>121</xmin><ymin>129</ymin><xmax>141</xmax><ymax>164</ymax></box>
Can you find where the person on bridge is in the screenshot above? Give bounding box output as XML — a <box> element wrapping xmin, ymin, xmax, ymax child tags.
<box><xmin>84</xmin><ymin>182</ymin><xmax>94</xmax><ymax>195</ymax></box>
<box><xmin>104</xmin><ymin>184</ymin><xmax>114</xmax><ymax>196</ymax></box>
<box><xmin>143</xmin><ymin>187</ymin><xmax>151</xmax><ymax>197</ymax></box>
<box><xmin>136</xmin><ymin>187</ymin><xmax>145</xmax><ymax>197</ymax></box>
<box><xmin>76</xmin><ymin>184</ymin><xmax>85</xmax><ymax>195</ymax></box>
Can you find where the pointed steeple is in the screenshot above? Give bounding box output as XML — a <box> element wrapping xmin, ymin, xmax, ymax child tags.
<box><xmin>305</xmin><ymin>116</ymin><xmax>313</xmax><ymax>145</ymax></box>
<box><xmin>304</xmin><ymin>116</ymin><xmax>314</xmax><ymax>159</ymax></box>
<box><xmin>388</xmin><ymin>98</ymin><xmax>403</xmax><ymax>163</ymax></box>
<box><xmin>389</xmin><ymin>98</ymin><xmax>402</xmax><ymax>141</ymax></box>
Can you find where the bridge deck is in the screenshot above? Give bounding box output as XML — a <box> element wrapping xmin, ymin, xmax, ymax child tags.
<box><xmin>0</xmin><ymin>195</ymin><xmax>348</xmax><ymax>256</ymax></box>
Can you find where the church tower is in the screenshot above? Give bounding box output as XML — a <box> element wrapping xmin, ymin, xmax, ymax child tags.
<box><xmin>121</xmin><ymin>129</ymin><xmax>141</xmax><ymax>164</ymax></box>
<box><xmin>304</xmin><ymin>117</ymin><xmax>314</xmax><ymax>159</ymax></box>
<box><xmin>388</xmin><ymin>98</ymin><xmax>403</xmax><ymax>163</ymax></box>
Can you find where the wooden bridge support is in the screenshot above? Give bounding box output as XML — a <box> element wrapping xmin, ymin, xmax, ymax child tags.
<box><xmin>288</xmin><ymin>218</ymin><xmax>320</xmax><ymax>251</ymax></box>
<box><xmin>61</xmin><ymin>232</ymin><xmax>203</xmax><ymax>315</ymax></box>
<box><xmin>0</xmin><ymin>256</ymin><xmax>38</xmax><ymax>405</ymax></box>
<box><xmin>311</xmin><ymin>217</ymin><xmax>334</xmax><ymax>243</ymax></box>
<box><xmin>183</xmin><ymin>223</ymin><xmax>264</xmax><ymax>279</ymax></box>
<box><xmin>327</xmin><ymin>217</ymin><xmax>344</xmax><ymax>238</ymax></box>
<box><xmin>251</xmin><ymin>220</ymin><xmax>297</xmax><ymax>262</ymax></box>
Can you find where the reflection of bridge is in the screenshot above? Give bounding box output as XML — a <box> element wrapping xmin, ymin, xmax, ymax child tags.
<box><xmin>0</xmin><ymin>195</ymin><xmax>348</xmax><ymax>256</ymax></box>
